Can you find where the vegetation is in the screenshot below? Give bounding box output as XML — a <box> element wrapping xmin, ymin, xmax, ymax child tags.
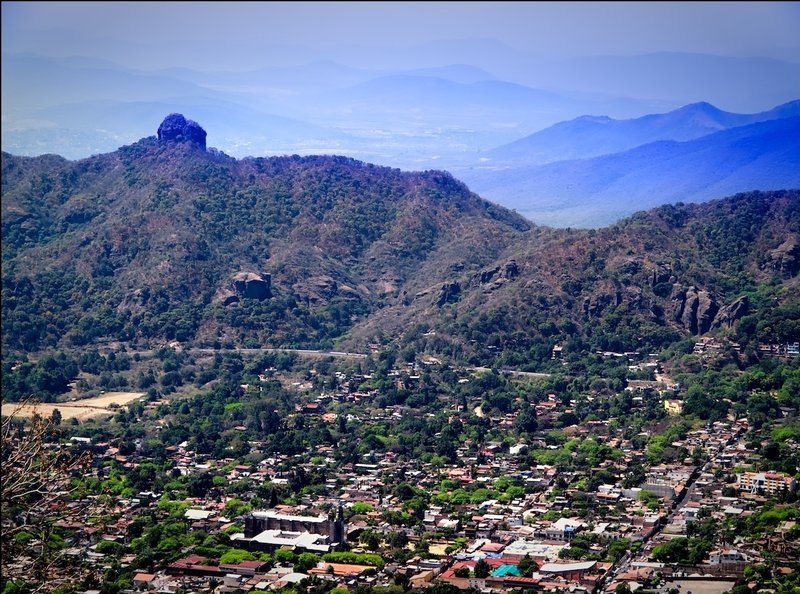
<box><xmin>3</xmin><ymin>145</ymin><xmax>798</xmax><ymax>370</ymax></box>
<box><xmin>1</xmin><ymin>141</ymin><xmax>799</xmax><ymax>593</ymax></box>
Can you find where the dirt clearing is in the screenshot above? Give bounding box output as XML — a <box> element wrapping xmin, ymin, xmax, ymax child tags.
<box><xmin>2</xmin><ymin>391</ymin><xmax>145</xmax><ymax>421</ymax></box>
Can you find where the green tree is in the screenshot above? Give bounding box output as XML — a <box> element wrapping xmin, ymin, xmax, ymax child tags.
<box><xmin>275</xmin><ymin>549</ymin><xmax>297</xmax><ymax>565</ymax></box>
<box><xmin>607</xmin><ymin>538</ymin><xmax>630</xmax><ymax>562</ymax></box>
<box><xmin>474</xmin><ymin>558</ymin><xmax>491</xmax><ymax>578</ymax></box>
<box><xmin>517</xmin><ymin>554</ymin><xmax>538</xmax><ymax>577</ymax></box>
<box><xmin>220</xmin><ymin>549</ymin><xmax>256</xmax><ymax>565</ymax></box>
<box><xmin>295</xmin><ymin>552</ymin><xmax>320</xmax><ymax>573</ymax></box>
<box><xmin>351</xmin><ymin>502</ymin><xmax>374</xmax><ymax>515</ymax></box>
<box><xmin>387</xmin><ymin>531</ymin><xmax>408</xmax><ymax>549</ymax></box>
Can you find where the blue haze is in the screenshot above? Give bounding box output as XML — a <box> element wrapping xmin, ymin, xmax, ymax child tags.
<box><xmin>2</xmin><ymin>1</ymin><xmax>799</xmax><ymax>227</ymax></box>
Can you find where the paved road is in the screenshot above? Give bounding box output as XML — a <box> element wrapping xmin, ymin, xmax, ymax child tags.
<box><xmin>598</xmin><ymin>460</ymin><xmax>707</xmax><ymax>590</ymax></box>
<box><xmin>193</xmin><ymin>347</ymin><xmax>369</xmax><ymax>359</ymax></box>
<box><xmin>469</xmin><ymin>366</ymin><xmax>552</xmax><ymax>379</ymax></box>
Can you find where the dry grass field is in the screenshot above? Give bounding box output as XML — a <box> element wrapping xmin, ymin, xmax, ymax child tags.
<box><xmin>1</xmin><ymin>391</ymin><xmax>145</xmax><ymax>421</ymax></box>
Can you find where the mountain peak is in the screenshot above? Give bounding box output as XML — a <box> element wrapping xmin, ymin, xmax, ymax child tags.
<box><xmin>575</xmin><ymin>115</ymin><xmax>614</xmax><ymax>125</ymax></box>
<box><xmin>678</xmin><ymin>101</ymin><xmax>723</xmax><ymax>114</ymax></box>
<box><xmin>157</xmin><ymin>113</ymin><xmax>207</xmax><ymax>150</ymax></box>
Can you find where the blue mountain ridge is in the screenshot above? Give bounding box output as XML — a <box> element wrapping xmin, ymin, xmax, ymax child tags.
<box><xmin>458</xmin><ymin>116</ymin><xmax>800</xmax><ymax>229</ymax></box>
<box><xmin>486</xmin><ymin>100</ymin><xmax>800</xmax><ymax>165</ymax></box>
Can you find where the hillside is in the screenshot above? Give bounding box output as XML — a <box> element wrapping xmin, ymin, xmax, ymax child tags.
<box><xmin>345</xmin><ymin>190</ymin><xmax>800</xmax><ymax>365</ymax></box>
<box><xmin>1</xmin><ymin>123</ymin><xmax>529</xmax><ymax>353</ymax></box>
<box><xmin>2</xmin><ymin>118</ymin><xmax>799</xmax><ymax>370</ymax></box>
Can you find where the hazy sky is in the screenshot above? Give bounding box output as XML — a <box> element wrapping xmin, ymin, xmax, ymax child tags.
<box><xmin>3</xmin><ymin>1</ymin><xmax>800</xmax><ymax>70</ymax></box>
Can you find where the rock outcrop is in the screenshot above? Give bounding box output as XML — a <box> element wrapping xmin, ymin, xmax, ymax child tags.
<box><xmin>157</xmin><ymin>113</ymin><xmax>207</xmax><ymax>150</ymax></box>
<box><xmin>767</xmin><ymin>237</ymin><xmax>799</xmax><ymax>278</ymax></box>
<box><xmin>291</xmin><ymin>275</ymin><xmax>360</xmax><ymax>304</ymax></box>
<box><xmin>649</xmin><ymin>263</ymin><xmax>677</xmax><ymax>298</ymax></box>
<box><xmin>613</xmin><ymin>258</ymin><xmax>641</xmax><ymax>277</ymax></box>
<box><xmin>471</xmin><ymin>260</ymin><xmax>520</xmax><ymax>289</ymax></box>
<box><xmin>436</xmin><ymin>282</ymin><xmax>461</xmax><ymax>306</ymax></box>
<box><xmin>479</xmin><ymin>267</ymin><xmax>500</xmax><ymax>285</ymax></box>
<box><xmin>233</xmin><ymin>272</ymin><xmax>271</xmax><ymax>300</ymax></box>
<box><xmin>504</xmin><ymin>260</ymin><xmax>520</xmax><ymax>279</ymax></box>
<box><xmin>582</xmin><ymin>285</ymin><xmax>644</xmax><ymax>318</ymax></box>
<box><xmin>217</xmin><ymin>272</ymin><xmax>271</xmax><ymax>305</ymax></box>
<box><xmin>583</xmin><ymin>292</ymin><xmax>621</xmax><ymax>317</ymax></box>
<box><xmin>672</xmin><ymin>286</ymin><xmax>718</xmax><ymax>334</ymax></box>
<box><xmin>649</xmin><ymin>263</ymin><xmax>673</xmax><ymax>287</ymax></box>
<box><xmin>712</xmin><ymin>295</ymin><xmax>749</xmax><ymax>329</ymax></box>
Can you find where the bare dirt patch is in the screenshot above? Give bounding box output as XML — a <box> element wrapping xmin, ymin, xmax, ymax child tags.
<box><xmin>2</xmin><ymin>392</ymin><xmax>145</xmax><ymax>421</ymax></box>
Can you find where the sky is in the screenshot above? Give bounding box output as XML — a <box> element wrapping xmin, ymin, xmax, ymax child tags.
<box><xmin>3</xmin><ymin>1</ymin><xmax>800</xmax><ymax>71</ymax></box>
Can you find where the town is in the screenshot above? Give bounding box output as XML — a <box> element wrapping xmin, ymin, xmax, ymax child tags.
<box><xmin>2</xmin><ymin>340</ymin><xmax>798</xmax><ymax>594</ymax></box>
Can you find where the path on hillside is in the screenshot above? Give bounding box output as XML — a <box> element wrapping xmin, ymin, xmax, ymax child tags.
<box><xmin>469</xmin><ymin>366</ymin><xmax>552</xmax><ymax>379</ymax></box>
<box><xmin>193</xmin><ymin>347</ymin><xmax>368</xmax><ymax>359</ymax></box>
<box><xmin>95</xmin><ymin>345</ymin><xmax>555</xmax><ymax>373</ymax></box>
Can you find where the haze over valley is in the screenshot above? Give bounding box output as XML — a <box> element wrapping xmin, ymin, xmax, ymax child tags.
<box><xmin>3</xmin><ymin>3</ymin><xmax>799</xmax><ymax>227</ymax></box>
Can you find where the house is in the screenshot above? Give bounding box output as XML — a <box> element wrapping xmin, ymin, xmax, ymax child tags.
<box><xmin>503</xmin><ymin>540</ymin><xmax>565</xmax><ymax>563</ymax></box>
<box><xmin>270</xmin><ymin>572</ymin><xmax>310</xmax><ymax>589</ymax></box>
<box><xmin>539</xmin><ymin>560</ymin><xmax>597</xmax><ymax>581</ymax></box>
<box><xmin>184</xmin><ymin>508</ymin><xmax>214</xmax><ymax>521</ymax></box>
<box><xmin>219</xmin><ymin>559</ymin><xmax>270</xmax><ymax>576</ymax></box>
<box><xmin>709</xmin><ymin>549</ymin><xmax>748</xmax><ymax>564</ymax></box>
<box><xmin>132</xmin><ymin>573</ymin><xmax>157</xmax><ymax>587</ymax></box>
<box><xmin>308</xmin><ymin>562</ymin><xmax>374</xmax><ymax>577</ymax></box>
<box><xmin>738</xmin><ymin>471</ymin><xmax>797</xmax><ymax>495</ymax></box>
<box><xmin>232</xmin><ymin>528</ymin><xmax>336</xmax><ymax>553</ymax></box>
<box><xmin>167</xmin><ymin>555</ymin><xmax>225</xmax><ymax>577</ymax></box>
<box><xmin>544</xmin><ymin>517</ymin><xmax>586</xmax><ymax>541</ymax></box>
<box><xmin>409</xmin><ymin>570</ymin><xmax>436</xmax><ymax>588</ymax></box>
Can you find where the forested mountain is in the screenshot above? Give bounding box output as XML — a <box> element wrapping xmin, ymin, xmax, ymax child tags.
<box><xmin>1</xmin><ymin>128</ymin><xmax>529</xmax><ymax>354</ymax></box>
<box><xmin>2</xmin><ymin>120</ymin><xmax>799</xmax><ymax>370</ymax></box>
<box><xmin>370</xmin><ymin>191</ymin><xmax>799</xmax><ymax>366</ymax></box>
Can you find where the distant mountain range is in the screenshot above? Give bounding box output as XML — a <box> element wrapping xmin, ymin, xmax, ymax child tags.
<box><xmin>1</xmin><ymin>51</ymin><xmax>684</xmax><ymax>166</ymax></box>
<box><xmin>7</xmin><ymin>49</ymin><xmax>777</xmax><ymax>168</ymax></box>
<box><xmin>2</xmin><ymin>51</ymin><xmax>798</xmax><ymax>228</ymax></box>
<box><xmin>484</xmin><ymin>100</ymin><xmax>800</xmax><ymax>165</ymax></box>
<box><xmin>457</xmin><ymin>105</ymin><xmax>800</xmax><ymax>228</ymax></box>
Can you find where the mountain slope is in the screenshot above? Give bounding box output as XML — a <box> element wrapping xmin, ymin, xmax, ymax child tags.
<box><xmin>344</xmin><ymin>190</ymin><xmax>800</xmax><ymax>364</ymax></box>
<box><xmin>2</xmin><ymin>123</ymin><xmax>798</xmax><ymax>369</ymax></box>
<box><xmin>459</xmin><ymin>117</ymin><xmax>800</xmax><ymax>228</ymax></box>
<box><xmin>1</xmin><ymin>132</ymin><xmax>528</xmax><ymax>351</ymax></box>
